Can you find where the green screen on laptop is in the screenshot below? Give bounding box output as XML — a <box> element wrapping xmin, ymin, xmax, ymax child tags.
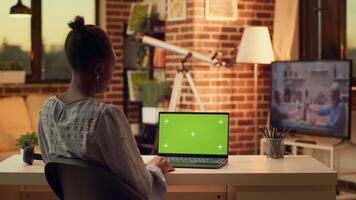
<box><xmin>158</xmin><ymin>113</ymin><xmax>229</xmax><ymax>155</ymax></box>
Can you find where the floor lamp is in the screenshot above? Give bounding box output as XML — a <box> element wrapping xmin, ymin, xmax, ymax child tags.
<box><xmin>236</xmin><ymin>27</ymin><xmax>274</xmax><ymax>154</ymax></box>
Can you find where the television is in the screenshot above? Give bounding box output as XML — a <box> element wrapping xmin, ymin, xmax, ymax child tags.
<box><xmin>270</xmin><ymin>60</ymin><xmax>351</xmax><ymax>139</ymax></box>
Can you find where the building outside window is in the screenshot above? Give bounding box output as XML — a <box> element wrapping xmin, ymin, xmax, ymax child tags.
<box><xmin>0</xmin><ymin>0</ymin><xmax>31</xmax><ymax>74</ymax></box>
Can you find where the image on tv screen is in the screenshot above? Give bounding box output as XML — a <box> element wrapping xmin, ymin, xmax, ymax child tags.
<box><xmin>271</xmin><ymin>60</ymin><xmax>351</xmax><ymax>139</ymax></box>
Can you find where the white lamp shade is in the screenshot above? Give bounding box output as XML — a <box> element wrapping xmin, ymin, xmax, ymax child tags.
<box><xmin>236</xmin><ymin>26</ymin><xmax>274</xmax><ymax>64</ymax></box>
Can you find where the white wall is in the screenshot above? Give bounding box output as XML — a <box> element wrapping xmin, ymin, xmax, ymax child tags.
<box><xmin>336</xmin><ymin>111</ymin><xmax>356</xmax><ymax>173</ymax></box>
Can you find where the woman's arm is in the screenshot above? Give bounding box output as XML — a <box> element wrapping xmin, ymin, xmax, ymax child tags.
<box><xmin>95</xmin><ymin>106</ymin><xmax>166</xmax><ymax>199</ymax></box>
<box><xmin>38</xmin><ymin>113</ymin><xmax>50</xmax><ymax>163</ymax></box>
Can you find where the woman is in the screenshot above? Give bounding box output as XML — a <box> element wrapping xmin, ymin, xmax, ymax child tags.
<box><xmin>38</xmin><ymin>16</ymin><xmax>174</xmax><ymax>199</ymax></box>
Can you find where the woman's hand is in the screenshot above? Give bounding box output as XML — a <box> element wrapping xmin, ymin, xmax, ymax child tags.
<box><xmin>308</xmin><ymin>105</ymin><xmax>318</xmax><ymax>115</ymax></box>
<box><xmin>146</xmin><ymin>156</ymin><xmax>175</xmax><ymax>174</ymax></box>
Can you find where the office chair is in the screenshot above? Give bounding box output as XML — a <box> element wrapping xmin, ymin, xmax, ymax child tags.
<box><xmin>45</xmin><ymin>157</ymin><xmax>146</xmax><ymax>200</ymax></box>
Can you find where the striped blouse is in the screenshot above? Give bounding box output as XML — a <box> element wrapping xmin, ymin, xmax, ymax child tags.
<box><xmin>38</xmin><ymin>96</ymin><xmax>166</xmax><ymax>199</ymax></box>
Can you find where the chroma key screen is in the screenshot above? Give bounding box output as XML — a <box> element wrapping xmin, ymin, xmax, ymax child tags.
<box><xmin>158</xmin><ymin>113</ymin><xmax>229</xmax><ymax>155</ymax></box>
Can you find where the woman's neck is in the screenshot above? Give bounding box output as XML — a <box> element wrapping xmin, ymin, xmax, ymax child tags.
<box><xmin>58</xmin><ymin>73</ymin><xmax>96</xmax><ymax>103</ymax></box>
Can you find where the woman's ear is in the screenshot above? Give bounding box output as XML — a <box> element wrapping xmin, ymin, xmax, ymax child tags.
<box><xmin>93</xmin><ymin>62</ymin><xmax>105</xmax><ymax>77</ymax></box>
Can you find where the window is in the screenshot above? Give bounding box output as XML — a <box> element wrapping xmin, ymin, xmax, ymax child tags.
<box><xmin>0</xmin><ymin>0</ymin><xmax>31</xmax><ymax>74</ymax></box>
<box><xmin>299</xmin><ymin>0</ymin><xmax>356</xmax><ymax>84</ymax></box>
<box><xmin>42</xmin><ymin>0</ymin><xmax>96</xmax><ymax>81</ymax></box>
<box><xmin>0</xmin><ymin>0</ymin><xmax>97</xmax><ymax>83</ymax></box>
<box><xmin>347</xmin><ymin>0</ymin><xmax>356</xmax><ymax>78</ymax></box>
<box><xmin>299</xmin><ymin>0</ymin><xmax>345</xmax><ymax>60</ymax></box>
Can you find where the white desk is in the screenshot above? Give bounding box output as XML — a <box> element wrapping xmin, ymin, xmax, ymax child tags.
<box><xmin>0</xmin><ymin>155</ymin><xmax>337</xmax><ymax>200</ymax></box>
<box><xmin>260</xmin><ymin>137</ymin><xmax>352</xmax><ymax>170</ymax></box>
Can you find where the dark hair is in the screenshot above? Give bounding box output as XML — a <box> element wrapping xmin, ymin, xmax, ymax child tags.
<box><xmin>65</xmin><ymin>16</ymin><xmax>113</xmax><ymax>72</ymax></box>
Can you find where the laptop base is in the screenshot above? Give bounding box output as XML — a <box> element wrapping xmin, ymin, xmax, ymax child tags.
<box><xmin>165</xmin><ymin>157</ymin><xmax>228</xmax><ymax>169</ymax></box>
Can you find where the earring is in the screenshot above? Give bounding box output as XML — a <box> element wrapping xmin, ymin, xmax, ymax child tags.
<box><xmin>96</xmin><ymin>75</ymin><xmax>100</xmax><ymax>82</ymax></box>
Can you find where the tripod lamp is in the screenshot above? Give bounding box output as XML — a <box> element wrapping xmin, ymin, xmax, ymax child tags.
<box><xmin>236</xmin><ymin>26</ymin><xmax>274</xmax><ymax>153</ymax></box>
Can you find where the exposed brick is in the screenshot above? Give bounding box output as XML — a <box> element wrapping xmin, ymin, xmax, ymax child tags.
<box><xmin>180</xmin><ymin>26</ymin><xmax>193</xmax><ymax>32</ymax></box>
<box><xmin>239</xmin><ymin>11</ymin><xmax>255</xmax><ymax>18</ymax></box>
<box><xmin>230</xmin><ymin>143</ymin><xmax>244</xmax><ymax>148</ymax></box>
<box><xmin>203</xmin><ymin>26</ymin><xmax>220</xmax><ymax>32</ymax></box>
<box><xmin>247</xmin><ymin>19</ymin><xmax>263</xmax><ymax>26</ymax></box>
<box><xmin>238</xmin><ymin>134</ymin><xmax>253</xmax><ymax>141</ymax></box>
<box><xmin>203</xmin><ymin>42</ymin><xmax>220</xmax><ymax>48</ymax></box>
<box><xmin>264</xmin><ymin>5</ymin><xmax>274</xmax><ymax>11</ymax></box>
<box><xmin>238</xmin><ymin>120</ymin><xmax>254</xmax><ymax>126</ymax></box>
<box><xmin>237</xmin><ymin>103</ymin><xmax>253</xmax><ymax>109</ymax></box>
<box><xmin>22</xmin><ymin>87</ymin><xmax>40</xmax><ymax>93</ymax></box>
<box><xmin>246</xmin><ymin>4</ymin><xmax>263</xmax><ymax>10</ymax></box>
<box><xmin>221</xmin><ymin>42</ymin><xmax>236</xmax><ymax>48</ymax></box>
<box><xmin>195</xmin><ymin>34</ymin><xmax>210</xmax><ymax>39</ymax></box>
<box><xmin>212</xmin><ymin>34</ymin><xmax>229</xmax><ymax>40</ymax></box>
<box><xmin>221</xmin><ymin>27</ymin><xmax>237</xmax><ymax>32</ymax></box>
<box><xmin>230</xmin><ymin>35</ymin><xmax>242</xmax><ymax>40</ymax></box>
<box><xmin>229</xmin><ymin>135</ymin><xmax>237</xmax><ymax>142</ymax></box>
<box><xmin>231</xmin><ymin>96</ymin><xmax>245</xmax><ymax>101</ymax></box>
<box><xmin>4</xmin><ymin>87</ymin><xmax>21</xmax><ymax>94</ymax></box>
<box><xmin>238</xmin><ymin>3</ymin><xmax>245</xmax><ymax>9</ymax></box>
<box><xmin>257</xmin><ymin>12</ymin><xmax>272</xmax><ymax>18</ymax></box>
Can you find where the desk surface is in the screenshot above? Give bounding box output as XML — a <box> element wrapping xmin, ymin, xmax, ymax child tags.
<box><xmin>0</xmin><ymin>155</ymin><xmax>336</xmax><ymax>186</ymax></box>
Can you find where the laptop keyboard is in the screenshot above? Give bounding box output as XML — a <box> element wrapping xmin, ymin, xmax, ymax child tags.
<box><xmin>165</xmin><ymin>156</ymin><xmax>225</xmax><ymax>164</ymax></box>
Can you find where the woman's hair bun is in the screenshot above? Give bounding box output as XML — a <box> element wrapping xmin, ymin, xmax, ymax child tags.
<box><xmin>68</xmin><ymin>16</ymin><xmax>85</xmax><ymax>31</ymax></box>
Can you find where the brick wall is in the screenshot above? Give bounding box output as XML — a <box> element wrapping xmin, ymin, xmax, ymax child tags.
<box><xmin>106</xmin><ymin>0</ymin><xmax>141</xmax><ymax>122</ymax></box>
<box><xmin>165</xmin><ymin>0</ymin><xmax>274</xmax><ymax>154</ymax></box>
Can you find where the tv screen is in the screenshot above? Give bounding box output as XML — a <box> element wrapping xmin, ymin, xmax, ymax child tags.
<box><xmin>271</xmin><ymin>60</ymin><xmax>351</xmax><ymax>139</ymax></box>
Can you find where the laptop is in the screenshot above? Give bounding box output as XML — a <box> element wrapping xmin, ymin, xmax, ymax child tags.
<box><xmin>158</xmin><ymin>112</ymin><xmax>229</xmax><ymax>169</ymax></box>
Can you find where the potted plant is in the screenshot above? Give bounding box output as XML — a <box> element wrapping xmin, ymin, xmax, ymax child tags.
<box><xmin>15</xmin><ymin>132</ymin><xmax>39</xmax><ymax>156</ymax></box>
<box><xmin>0</xmin><ymin>61</ymin><xmax>26</xmax><ymax>84</ymax></box>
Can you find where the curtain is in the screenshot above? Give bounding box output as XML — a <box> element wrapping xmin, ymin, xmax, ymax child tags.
<box><xmin>273</xmin><ymin>0</ymin><xmax>299</xmax><ymax>60</ymax></box>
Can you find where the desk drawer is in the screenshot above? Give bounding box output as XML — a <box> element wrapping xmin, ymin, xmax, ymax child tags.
<box><xmin>166</xmin><ymin>185</ymin><xmax>226</xmax><ymax>200</ymax></box>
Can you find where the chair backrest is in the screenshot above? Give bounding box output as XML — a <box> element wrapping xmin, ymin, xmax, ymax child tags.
<box><xmin>45</xmin><ymin>157</ymin><xmax>146</xmax><ymax>200</ymax></box>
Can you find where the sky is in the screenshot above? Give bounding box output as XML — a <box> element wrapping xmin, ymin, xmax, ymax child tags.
<box><xmin>0</xmin><ymin>0</ymin><xmax>95</xmax><ymax>52</ymax></box>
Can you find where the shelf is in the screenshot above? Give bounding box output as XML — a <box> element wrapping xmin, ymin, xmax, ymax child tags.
<box><xmin>334</xmin><ymin>78</ymin><xmax>349</xmax><ymax>81</ymax></box>
<box><xmin>284</xmin><ymin>78</ymin><xmax>306</xmax><ymax>81</ymax></box>
<box><xmin>310</xmin><ymin>69</ymin><xmax>329</xmax><ymax>72</ymax></box>
<box><xmin>336</xmin><ymin>191</ymin><xmax>356</xmax><ymax>200</ymax></box>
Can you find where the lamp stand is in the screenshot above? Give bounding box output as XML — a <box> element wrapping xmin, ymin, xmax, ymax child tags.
<box><xmin>254</xmin><ymin>63</ymin><xmax>259</xmax><ymax>155</ymax></box>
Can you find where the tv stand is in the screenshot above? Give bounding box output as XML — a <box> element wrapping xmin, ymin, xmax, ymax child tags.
<box><xmin>260</xmin><ymin>135</ymin><xmax>347</xmax><ymax>169</ymax></box>
<box><xmin>294</xmin><ymin>139</ymin><xmax>317</xmax><ymax>144</ymax></box>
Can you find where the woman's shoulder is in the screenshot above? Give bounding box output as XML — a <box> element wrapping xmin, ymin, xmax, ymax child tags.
<box><xmin>40</xmin><ymin>95</ymin><xmax>125</xmax><ymax>115</ymax></box>
<box><xmin>40</xmin><ymin>96</ymin><xmax>120</xmax><ymax>115</ymax></box>
<box><xmin>99</xmin><ymin>104</ymin><xmax>125</xmax><ymax>119</ymax></box>
<box><xmin>40</xmin><ymin>96</ymin><xmax>60</xmax><ymax>111</ymax></box>
<box><xmin>77</xmin><ymin>99</ymin><xmax>125</xmax><ymax>119</ymax></box>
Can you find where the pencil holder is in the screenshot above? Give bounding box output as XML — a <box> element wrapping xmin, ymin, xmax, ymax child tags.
<box><xmin>266</xmin><ymin>138</ymin><xmax>284</xmax><ymax>159</ymax></box>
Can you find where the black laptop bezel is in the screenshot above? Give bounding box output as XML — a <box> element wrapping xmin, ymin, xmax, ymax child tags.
<box><xmin>157</xmin><ymin>112</ymin><xmax>229</xmax><ymax>159</ymax></box>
